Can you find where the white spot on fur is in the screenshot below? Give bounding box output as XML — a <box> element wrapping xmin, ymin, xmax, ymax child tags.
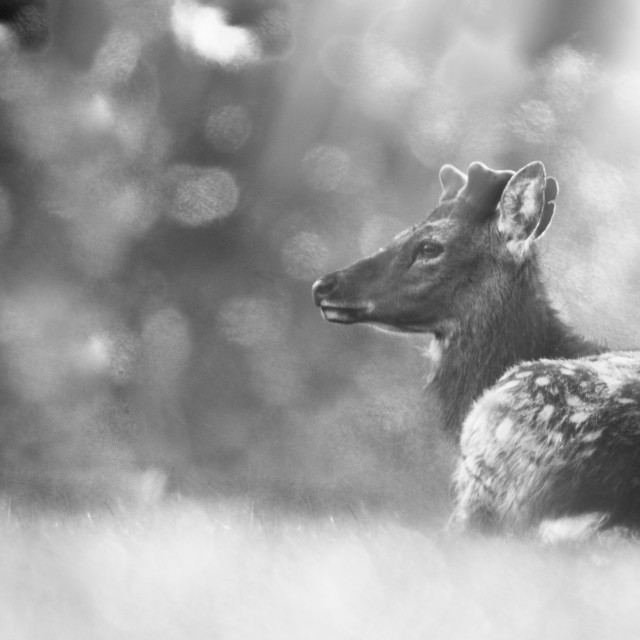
<box><xmin>569</xmin><ymin>411</ymin><xmax>590</xmax><ymax>424</ymax></box>
<box><xmin>538</xmin><ymin>404</ymin><xmax>554</xmax><ymax>423</ymax></box>
<box><xmin>608</xmin><ymin>354</ymin><xmax>636</xmax><ymax>367</ymax></box>
<box><xmin>477</xmin><ymin>387</ymin><xmax>512</xmax><ymax>409</ymax></box>
<box><xmin>535</xmin><ymin>376</ymin><xmax>550</xmax><ymax>387</ymax></box>
<box><xmin>566</xmin><ymin>395</ymin><xmax>581</xmax><ymax>407</ymax></box>
<box><xmin>461</xmin><ymin>389</ymin><xmax>510</xmax><ymax>446</ymax></box>
<box><xmin>426</xmin><ymin>339</ymin><xmax>443</xmax><ymax>365</ymax></box>
<box><xmin>538</xmin><ymin>512</ymin><xmax>608</xmax><ymax>543</ymax></box>
<box><xmin>560</xmin><ymin>368</ymin><xmax>575</xmax><ymax>376</ymax></box>
<box><xmin>618</xmin><ymin>397</ymin><xmax>635</xmax><ymax>405</ymax></box>
<box><xmin>463</xmin><ymin>407</ymin><xmax>490</xmax><ymax>439</ymax></box>
<box><xmin>590</xmin><ymin>361</ymin><xmax>626</xmax><ymax>392</ymax></box>
<box><xmin>505</xmin><ymin>238</ymin><xmax>531</xmax><ymax>261</ymax></box>
<box><xmin>495</xmin><ymin>417</ymin><xmax>514</xmax><ymax>442</ymax></box>
<box><xmin>600</xmin><ymin>375</ymin><xmax>623</xmax><ymax>392</ymax></box>
<box><xmin>460</xmin><ymin>415</ymin><xmax>484</xmax><ymax>450</ymax></box>
<box><xmin>549</xmin><ymin>431</ymin><xmax>563</xmax><ymax>445</ymax></box>
<box><xmin>520</xmin><ymin>180</ymin><xmax>540</xmax><ymax>219</ymax></box>
<box><xmin>498</xmin><ymin>379</ymin><xmax>520</xmax><ymax>391</ymax></box>
<box><xmin>580</xmin><ymin>431</ymin><xmax>602</xmax><ymax>443</ymax></box>
<box><xmin>515</xmin><ymin>371</ymin><xmax>531</xmax><ymax>379</ymax></box>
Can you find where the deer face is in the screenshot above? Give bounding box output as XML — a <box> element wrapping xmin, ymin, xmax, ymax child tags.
<box><xmin>312</xmin><ymin>161</ymin><xmax>558</xmax><ymax>335</ymax></box>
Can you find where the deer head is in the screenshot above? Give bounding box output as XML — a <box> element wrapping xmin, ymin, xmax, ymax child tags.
<box><xmin>312</xmin><ymin>161</ymin><xmax>559</xmax><ymax>336</ymax></box>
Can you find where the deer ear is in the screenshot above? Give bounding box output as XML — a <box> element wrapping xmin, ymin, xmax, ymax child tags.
<box><xmin>438</xmin><ymin>164</ymin><xmax>467</xmax><ymax>202</ymax></box>
<box><xmin>498</xmin><ymin>161</ymin><xmax>547</xmax><ymax>256</ymax></box>
<box><xmin>533</xmin><ymin>177</ymin><xmax>559</xmax><ymax>239</ymax></box>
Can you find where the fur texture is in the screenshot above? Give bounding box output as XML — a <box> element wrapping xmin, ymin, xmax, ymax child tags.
<box><xmin>452</xmin><ymin>352</ymin><xmax>640</xmax><ymax>533</ymax></box>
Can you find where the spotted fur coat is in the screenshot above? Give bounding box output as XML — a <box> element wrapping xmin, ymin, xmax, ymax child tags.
<box><xmin>452</xmin><ymin>351</ymin><xmax>640</xmax><ymax>534</ymax></box>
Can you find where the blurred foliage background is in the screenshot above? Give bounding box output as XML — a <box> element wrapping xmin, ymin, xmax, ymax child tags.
<box><xmin>0</xmin><ymin>0</ymin><xmax>640</xmax><ymax>521</ymax></box>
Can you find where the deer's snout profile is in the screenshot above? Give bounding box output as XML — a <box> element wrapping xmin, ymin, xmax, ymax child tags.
<box><xmin>312</xmin><ymin>273</ymin><xmax>339</xmax><ymax>306</ymax></box>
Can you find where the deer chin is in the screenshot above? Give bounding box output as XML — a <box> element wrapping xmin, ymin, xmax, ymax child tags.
<box><xmin>367</xmin><ymin>321</ymin><xmax>439</xmax><ymax>334</ymax></box>
<box><xmin>319</xmin><ymin>302</ymin><xmax>373</xmax><ymax>324</ymax></box>
<box><xmin>363</xmin><ymin>315</ymin><xmax>455</xmax><ymax>335</ymax></box>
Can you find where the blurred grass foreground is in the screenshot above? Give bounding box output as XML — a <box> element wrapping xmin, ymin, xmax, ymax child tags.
<box><xmin>2</xmin><ymin>0</ymin><xmax>640</xmax><ymax>637</ymax></box>
<box><xmin>3</xmin><ymin>498</ymin><xmax>640</xmax><ymax>640</ymax></box>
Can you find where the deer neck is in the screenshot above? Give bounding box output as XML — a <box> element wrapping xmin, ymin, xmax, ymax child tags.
<box><xmin>428</xmin><ymin>257</ymin><xmax>603</xmax><ymax>439</ymax></box>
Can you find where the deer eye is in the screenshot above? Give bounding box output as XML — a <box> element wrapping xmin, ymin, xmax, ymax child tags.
<box><xmin>414</xmin><ymin>241</ymin><xmax>444</xmax><ymax>262</ymax></box>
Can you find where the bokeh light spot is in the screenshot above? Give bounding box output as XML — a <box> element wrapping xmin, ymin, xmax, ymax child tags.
<box><xmin>358</xmin><ymin>215</ymin><xmax>404</xmax><ymax>256</ymax></box>
<box><xmin>169</xmin><ymin>166</ymin><xmax>239</xmax><ymax>226</ymax></box>
<box><xmin>81</xmin><ymin>334</ymin><xmax>112</xmax><ymax>374</ymax></box>
<box><xmin>77</xmin><ymin>328</ymin><xmax>140</xmax><ymax>383</ymax></box>
<box><xmin>171</xmin><ymin>0</ymin><xmax>260</xmax><ymax>67</ymax></box>
<box><xmin>0</xmin><ymin>290</ymin><xmax>123</xmax><ymax>403</ymax></box>
<box><xmin>545</xmin><ymin>47</ymin><xmax>599</xmax><ymax>114</ymax></box>
<box><xmin>79</xmin><ymin>93</ymin><xmax>117</xmax><ymax>132</ymax></box>
<box><xmin>254</xmin><ymin>6</ymin><xmax>294</xmax><ymax>58</ymax></box>
<box><xmin>204</xmin><ymin>105</ymin><xmax>252</xmax><ymax>152</ymax></box>
<box><xmin>408</xmin><ymin>96</ymin><xmax>461</xmax><ymax>167</ymax></box>
<box><xmin>359</xmin><ymin>42</ymin><xmax>422</xmax><ymax>114</ymax></box>
<box><xmin>282</xmin><ymin>232</ymin><xmax>330</xmax><ymax>281</ymax></box>
<box><xmin>510</xmin><ymin>100</ymin><xmax>556</xmax><ymax>143</ymax></box>
<box><xmin>93</xmin><ymin>29</ymin><xmax>142</xmax><ymax>86</ymax></box>
<box><xmin>303</xmin><ymin>145</ymin><xmax>351</xmax><ymax>192</ymax></box>
<box><xmin>0</xmin><ymin>25</ymin><xmax>16</xmax><ymax>53</ymax></box>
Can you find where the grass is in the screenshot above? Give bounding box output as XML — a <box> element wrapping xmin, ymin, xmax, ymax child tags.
<box><xmin>1</xmin><ymin>495</ymin><xmax>640</xmax><ymax>640</ymax></box>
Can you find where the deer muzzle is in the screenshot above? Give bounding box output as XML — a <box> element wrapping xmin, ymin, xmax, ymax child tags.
<box><xmin>312</xmin><ymin>273</ymin><xmax>372</xmax><ymax>324</ymax></box>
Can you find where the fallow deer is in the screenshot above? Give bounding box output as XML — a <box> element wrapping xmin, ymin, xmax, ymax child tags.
<box><xmin>312</xmin><ymin>160</ymin><xmax>640</xmax><ymax>536</ymax></box>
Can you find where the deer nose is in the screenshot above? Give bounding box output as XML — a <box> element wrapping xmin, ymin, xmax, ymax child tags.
<box><xmin>312</xmin><ymin>273</ymin><xmax>339</xmax><ymax>306</ymax></box>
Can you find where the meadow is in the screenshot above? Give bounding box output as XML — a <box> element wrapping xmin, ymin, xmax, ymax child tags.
<box><xmin>1</xmin><ymin>492</ymin><xmax>640</xmax><ymax>640</ymax></box>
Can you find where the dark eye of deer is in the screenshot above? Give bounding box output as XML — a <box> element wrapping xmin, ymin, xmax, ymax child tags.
<box><xmin>415</xmin><ymin>241</ymin><xmax>444</xmax><ymax>262</ymax></box>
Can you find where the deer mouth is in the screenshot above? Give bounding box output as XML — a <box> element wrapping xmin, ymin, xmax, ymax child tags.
<box><xmin>319</xmin><ymin>302</ymin><xmax>371</xmax><ymax>324</ymax></box>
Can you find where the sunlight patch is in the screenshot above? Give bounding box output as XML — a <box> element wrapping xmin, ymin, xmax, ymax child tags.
<box><xmin>171</xmin><ymin>0</ymin><xmax>260</xmax><ymax>67</ymax></box>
